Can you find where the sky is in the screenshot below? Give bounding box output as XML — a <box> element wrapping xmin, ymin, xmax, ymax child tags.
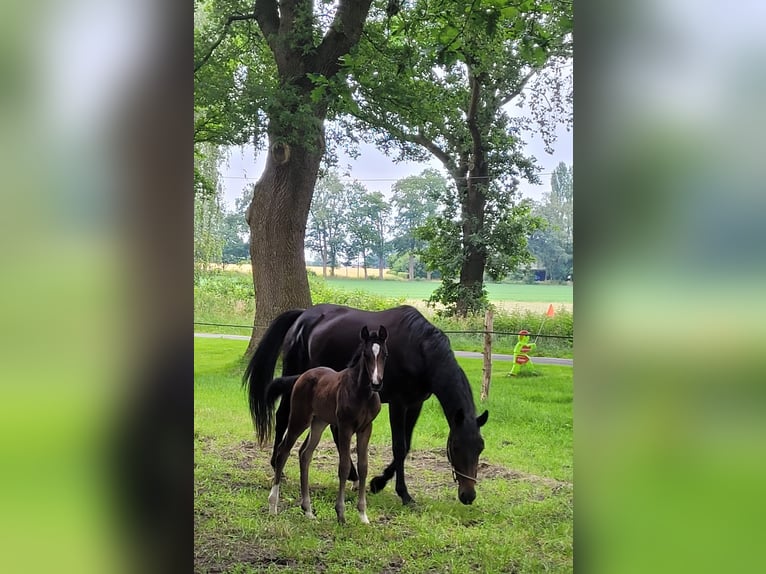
<box><xmin>219</xmin><ymin>119</ymin><xmax>572</xmax><ymax>210</ymax></box>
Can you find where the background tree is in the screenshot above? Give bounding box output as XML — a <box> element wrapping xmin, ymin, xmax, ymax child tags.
<box><xmin>221</xmin><ymin>186</ymin><xmax>253</xmax><ymax>264</ymax></box>
<box><xmin>347</xmin><ymin>0</ymin><xmax>572</xmax><ymax>315</ymax></box>
<box><xmin>528</xmin><ymin>161</ymin><xmax>573</xmax><ymax>281</ymax></box>
<box><xmin>346</xmin><ymin>182</ymin><xmax>382</xmax><ymax>279</ymax></box>
<box><xmin>390</xmin><ymin>169</ymin><xmax>442</xmax><ymax>280</ymax></box>
<box><xmin>194</xmin><ymin>143</ymin><xmax>225</xmax><ymax>272</ymax></box>
<box><xmin>195</xmin><ymin>0</ymin><xmax>380</xmax><ymax>352</ymax></box>
<box><xmin>306</xmin><ymin>171</ymin><xmax>351</xmax><ymax>278</ymax></box>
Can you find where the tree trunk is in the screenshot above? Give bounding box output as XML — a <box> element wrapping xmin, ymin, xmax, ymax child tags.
<box><xmin>245</xmin><ymin>136</ymin><xmax>322</xmax><ymax>354</ymax></box>
<box><xmin>455</xmin><ymin>70</ymin><xmax>489</xmax><ymax>316</ymax></box>
<box><xmin>243</xmin><ymin>0</ymin><xmax>373</xmax><ymax>353</ymax></box>
<box><xmin>408</xmin><ymin>253</ymin><xmax>415</xmax><ymax>280</ymax></box>
<box><xmin>454</xmin><ymin>169</ymin><xmax>488</xmax><ymax>316</ymax></box>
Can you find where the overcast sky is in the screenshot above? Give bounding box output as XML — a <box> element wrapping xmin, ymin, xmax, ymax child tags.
<box><xmin>219</xmin><ymin>117</ymin><xmax>572</xmax><ymax>210</ymax></box>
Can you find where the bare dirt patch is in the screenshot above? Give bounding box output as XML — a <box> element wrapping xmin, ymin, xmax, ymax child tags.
<box><xmin>198</xmin><ymin>438</ymin><xmax>570</xmax><ymax>495</ymax></box>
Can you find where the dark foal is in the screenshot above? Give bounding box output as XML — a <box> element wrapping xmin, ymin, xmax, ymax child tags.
<box><xmin>267</xmin><ymin>325</ymin><xmax>388</xmax><ymax>524</ymax></box>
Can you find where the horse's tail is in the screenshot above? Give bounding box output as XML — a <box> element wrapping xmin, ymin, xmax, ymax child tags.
<box><xmin>243</xmin><ymin>309</ymin><xmax>304</xmax><ymax>445</ymax></box>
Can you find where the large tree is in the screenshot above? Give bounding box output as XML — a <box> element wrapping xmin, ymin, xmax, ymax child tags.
<box><xmin>347</xmin><ymin>0</ymin><xmax>572</xmax><ymax>314</ymax></box>
<box><xmin>195</xmin><ymin>0</ymin><xmax>379</xmax><ymax>352</ymax></box>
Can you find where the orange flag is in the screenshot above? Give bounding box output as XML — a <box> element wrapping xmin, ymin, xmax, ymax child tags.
<box><xmin>546</xmin><ymin>304</ymin><xmax>555</xmax><ymax>317</ymax></box>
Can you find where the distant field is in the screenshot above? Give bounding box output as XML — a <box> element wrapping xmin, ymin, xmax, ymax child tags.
<box><xmin>322</xmin><ymin>277</ymin><xmax>573</xmax><ymax>307</ymax></box>
<box><xmin>215</xmin><ymin>263</ymin><xmax>573</xmax><ymax>312</ymax></box>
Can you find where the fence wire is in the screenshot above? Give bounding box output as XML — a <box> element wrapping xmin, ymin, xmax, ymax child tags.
<box><xmin>194</xmin><ymin>321</ymin><xmax>572</xmax><ymax>340</ymax></box>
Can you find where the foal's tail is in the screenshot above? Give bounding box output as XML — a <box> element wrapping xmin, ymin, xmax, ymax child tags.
<box><xmin>242</xmin><ymin>309</ymin><xmax>304</xmax><ymax>445</ymax></box>
<box><xmin>262</xmin><ymin>374</ymin><xmax>300</xmax><ymax>432</ymax></box>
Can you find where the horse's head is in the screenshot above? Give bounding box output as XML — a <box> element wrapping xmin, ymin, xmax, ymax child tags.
<box><xmin>447</xmin><ymin>408</ymin><xmax>489</xmax><ymax>504</ymax></box>
<box><xmin>360</xmin><ymin>325</ymin><xmax>388</xmax><ymax>392</ymax></box>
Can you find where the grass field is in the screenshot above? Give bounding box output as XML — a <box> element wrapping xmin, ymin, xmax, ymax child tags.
<box><xmin>320</xmin><ymin>277</ymin><xmax>573</xmax><ymax>308</ymax></box>
<box><xmin>219</xmin><ymin>264</ymin><xmax>573</xmax><ymax>311</ymax></box>
<box><xmin>195</xmin><ymin>338</ymin><xmax>573</xmax><ymax>573</ymax></box>
<box><xmin>194</xmin><ymin>270</ymin><xmax>573</xmax><ymax>357</ymax></box>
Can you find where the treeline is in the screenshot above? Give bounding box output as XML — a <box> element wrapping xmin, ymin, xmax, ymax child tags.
<box><xmin>195</xmin><ymin>156</ymin><xmax>573</xmax><ymax>287</ymax></box>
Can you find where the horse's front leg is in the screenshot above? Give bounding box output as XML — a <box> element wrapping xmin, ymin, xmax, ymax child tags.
<box><xmin>370</xmin><ymin>403</ymin><xmax>413</xmax><ymax>505</ymax></box>
<box><xmin>335</xmin><ymin>427</ymin><xmax>353</xmax><ymax>524</ymax></box>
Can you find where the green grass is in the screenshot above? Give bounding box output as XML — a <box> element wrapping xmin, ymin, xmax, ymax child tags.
<box><xmin>195</xmin><ymin>338</ymin><xmax>572</xmax><ymax>573</ymax></box>
<box><xmin>194</xmin><ymin>270</ymin><xmax>573</xmax><ymax>358</ymax></box>
<box><xmin>322</xmin><ymin>277</ymin><xmax>573</xmax><ymax>305</ymax></box>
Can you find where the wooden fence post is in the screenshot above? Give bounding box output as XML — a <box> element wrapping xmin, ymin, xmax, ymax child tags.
<box><xmin>481</xmin><ymin>308</ymin><xmax>494</xmax><ymax>401</ymax></box>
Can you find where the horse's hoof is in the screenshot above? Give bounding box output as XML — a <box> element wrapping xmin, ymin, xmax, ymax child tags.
<box><xmin>369</xmin><ymin>476</ymin><xmax>387</xmax><ymax>494</ymax></box>
<box><xmin>401</xmin><ymin>494</ymin><xmax>415</xmax><ymax>506</ymax></box>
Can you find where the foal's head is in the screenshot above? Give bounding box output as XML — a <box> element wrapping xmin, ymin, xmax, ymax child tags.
<box><xmin>359</xmin><ymin>325</ymin><xmax>388</xmax><ymax>392</ymax></box>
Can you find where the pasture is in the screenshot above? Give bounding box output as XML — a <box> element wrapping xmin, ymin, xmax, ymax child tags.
<box><xmin>321</xmin><ymin>277</ymin><xmax>573</xmax><ymax>311</ymax></box>
<box><xmin>194</xmin><ymin>269</ymin><xmax>574</xmax><ymax>357</ymax></box>
<box><xmin>195</xmin><ymin>338</ymin><xmax>573</xmax><ymax>573</ymax></box>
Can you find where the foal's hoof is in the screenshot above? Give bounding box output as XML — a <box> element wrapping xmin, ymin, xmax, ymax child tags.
<box><xmin>369</xmin><ymin>476</ymin><xmax>387</xmax><ymax>494</ymax></box>
<box><xmin>401</xmin><ymin>494</ymin><xmax>415</xmax><ymax>506</ymax></box>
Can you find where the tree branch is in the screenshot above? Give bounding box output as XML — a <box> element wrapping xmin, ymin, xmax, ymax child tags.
<box><xmin>194</xmin><ymin>13</ymin><xmax>257</xmax><ymax>73</ymax></box>
<box><xmin>498</xmin><ymin>67</ymin><xmax>537</xmax><ymax>107</ymax></box>
<box><xmin>311</xmin><ymin>0</ymin><xmax>373</xmax><ymax>75</ymax></box>
<box><xmin>412</xmin><ymin>133</ymin><xmax>458</xmax><ymax>174</ymax></box>
<box><xmin>253</xmin><ymin>0</ymin><xmax>279</xmax><ymax>41</ymax></box>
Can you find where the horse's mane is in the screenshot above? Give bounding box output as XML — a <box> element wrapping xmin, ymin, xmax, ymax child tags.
<box><xmin>397</xmin><ymin>306</ymin><xmax>454</xmax><ymax>359</ymax></box>
<box><xmin>345</xmin><ymin>339</ymin><xmax>365</xmax><ymax>370</ymax></box>
<box><xmin>397</xmin><ymin>306</ymin><xmax>477</xmax><ymax>418</ymax></box>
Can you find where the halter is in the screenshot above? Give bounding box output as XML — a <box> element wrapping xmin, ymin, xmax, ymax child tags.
<box><xmin>446</xmin><ymin>436</ymin><xmax>479</xmax><ymax>484</ymax></box>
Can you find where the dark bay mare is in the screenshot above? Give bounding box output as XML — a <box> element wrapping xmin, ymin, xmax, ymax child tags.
<box><xmin>243</xmin><ymin>304</ymin><xmax>488</xmax><ymax>506</ymax></box>
<box><xmin>261</xmin><ymin>325</ymin><xmax>388</xmax><ymax>524</ymax></box>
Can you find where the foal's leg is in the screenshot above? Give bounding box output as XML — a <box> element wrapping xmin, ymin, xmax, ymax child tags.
<box><xmin>334</xmin><ymin>427</ymin><xmax>354</xmax><ymax>524</ymax></box>
<box><xmin>270</xmin><ymin>397</ymin><xmax>292</xmax><ymax>469</ymax></box>
<box><xmin>355</xmin><ymin>422</ymin><xmax>374</xmax><ymax>524</ymax></box>
<box><xmin>330</xmin><ymin>424</ymin><xmax>359</xmax><ymax>485</ymax></box>
<box><xmin>298</xmin><ymin>418</ymin><xmax>328</xmax><ymax>519</ymax></box>
<box><xmin>269</xmin><ymin>415</ymin><xmax>310</xmax><ymax>515</ymax></box>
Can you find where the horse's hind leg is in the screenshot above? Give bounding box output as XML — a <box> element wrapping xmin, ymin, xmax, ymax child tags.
<box><xmin>298</xmin><ymin>419</ymin><xmax>328</xmax><ymax>519</ymax></box>
<box><xmin>330</xmin><ymin>424</ymin><xmax>359</xmax><ymax>485</ymax></box>
<box><xmin>355</xmin><ymin>423</ymin><xmax>374</xmax><ymax>524</ymax></box>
